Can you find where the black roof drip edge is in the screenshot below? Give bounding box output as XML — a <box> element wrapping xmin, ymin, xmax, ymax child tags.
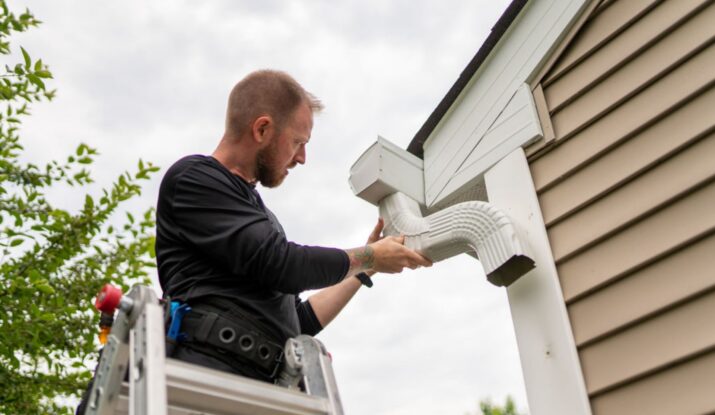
<box><xmin>406</xmin><ymin>0</ymin><xmax>529</xmax><ymax>159</ymax></box>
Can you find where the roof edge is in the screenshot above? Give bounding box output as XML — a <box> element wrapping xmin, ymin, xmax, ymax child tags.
<box><xmin>407</xmin><ymin>0</ymin><xmax>529</xmax><ymax>158</ymax></box>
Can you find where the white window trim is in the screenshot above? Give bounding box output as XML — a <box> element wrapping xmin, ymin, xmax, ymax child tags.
<box><xmin>484</xmin><ymin>148</ymin><xmax>592</xmax><ymax>415</ymax></box>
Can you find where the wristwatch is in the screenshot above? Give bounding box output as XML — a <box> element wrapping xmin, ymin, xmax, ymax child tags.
<box><xmin>355</xmin><ymin>272</ymin><xmax>373</xmax><ymax>288</ymax></box>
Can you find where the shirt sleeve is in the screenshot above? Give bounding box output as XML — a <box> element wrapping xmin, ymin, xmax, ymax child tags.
<box><xmin>295</xmin><ymin>297</ymin><xmax>323</xmax><ymax>336</ymax></box>
<box><xmin>170</xmin><ymin>164</ymin><xmax>349</xmax><ymax>294</ymax></box>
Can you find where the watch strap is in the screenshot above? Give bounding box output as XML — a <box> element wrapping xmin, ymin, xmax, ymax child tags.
<box><xmin>355</xmin><ymin>272</ymin><xmax>373</xmax><ymax>288</ymax></box>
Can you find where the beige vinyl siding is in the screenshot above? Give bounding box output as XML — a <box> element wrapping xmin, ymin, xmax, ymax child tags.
<box><xmin>590</xmin><ymin>350</ymin><xmax>715</xmax><ymax>415</ymax></box>
<box><xmin>526</xmin><ymin>0</ymin><xmax>715</xmax><ymax>413</ymax></box>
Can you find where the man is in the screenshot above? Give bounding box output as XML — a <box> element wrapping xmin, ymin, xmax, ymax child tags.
<box><xmin>155</xmin><ymin>69</ymin><xmax>431</xmax><ymax>383</ymax></box>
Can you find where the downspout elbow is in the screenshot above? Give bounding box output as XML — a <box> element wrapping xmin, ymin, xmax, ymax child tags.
<box><xmin>379</xmin><ymin>192</ymin><xmax>534</xmax><ymax>286</ymax></box>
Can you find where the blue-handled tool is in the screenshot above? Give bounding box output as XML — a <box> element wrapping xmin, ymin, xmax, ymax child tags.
<box><xmin>167</xmin><ymin>301</ymin><xmax>192</xmax><ymax>342</ymax></box>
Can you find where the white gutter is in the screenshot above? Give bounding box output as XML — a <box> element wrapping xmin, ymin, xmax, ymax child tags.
<box><xmin>349</xmin><ymin>137</ymin><xmax>534</xmax><ymax>286</ymax></box>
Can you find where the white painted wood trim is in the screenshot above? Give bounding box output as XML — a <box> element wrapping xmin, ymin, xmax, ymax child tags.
<box><xmin>435</xmin><ymin>83</ymin><xmax>543</xmax><ymax>204</ymax></box>
<box><xmin>484</xmin><ymin>148</ymin><xmax>592</xmax><ymax>415</ymax></box>
<box><xmin>423</xmin><ymin>0</ymin><xmax>591</xmax><ymax>208</ymax></box>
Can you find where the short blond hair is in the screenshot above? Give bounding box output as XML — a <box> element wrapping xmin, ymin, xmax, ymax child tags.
<box><xmin>225</xmin><ymin>69</ymin><xmax>323</xmax><ymax>138</ymax></box>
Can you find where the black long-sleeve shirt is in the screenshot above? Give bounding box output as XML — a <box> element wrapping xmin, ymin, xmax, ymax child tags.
<box><xmin>155</xmin><ymin>155</ymin><xmax>349</xmax><ymax>342</ymax></box>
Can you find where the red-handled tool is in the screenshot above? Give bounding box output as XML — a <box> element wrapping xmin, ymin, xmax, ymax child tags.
<box><xmin>94</xmin><ymin>284</ymin><xmax>134</xmax><ymax>344</ymax></box>
<box><xmin>95</xmin><ymin>284</ymin><xmax>123</xmax><ymax>314</ymax></box>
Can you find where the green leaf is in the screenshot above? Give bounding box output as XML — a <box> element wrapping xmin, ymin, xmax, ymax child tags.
<box><xmin>76</xmin><ymin>143</ymin><xmax>87</xmax><ymax>156</ymax></box>
<box><xmin>28</xmin><ymin>269</ymin><xmax>42</xmax><ymax>282</ymax></box>
<box><xmin>36</xmin><ymin>283</ymin><xmax>55</xmax><ymax>295</ymax></box>
<box><xmin>20</xmin><ymin>46</ymin><xmax>31</xmax><ymax>69</ymax></box>
<box><xmin>10</xmin><ymin>238</ymin><xmax>23</xmax><ymax>246</ymax></box>
<box><xmin>35</xmin><ymin>69</ymin><xmax>52</xmax><ymax>78</ymax></box>
<box><xmin>85</xmin><ymin>195</ymin><xmax>94</xmax><ymax>210</ymax></box>
<box><xmin>27</xmin><ymin>72</ymin><xmax>45</xmax><ymax>89</ymax></box>
<box><xmin>148</xmin><ymin>236</ymin><xmax>156</xmax><ymax>258</ymax></box>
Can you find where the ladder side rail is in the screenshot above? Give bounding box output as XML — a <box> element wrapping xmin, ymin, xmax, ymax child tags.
<box><xmin>84</xmin><ymin>312</ymin><xmax>132</xmax><ymax>415</ymax></box>
<box><xmin>315</xmin><ymin>351</ymin><xmax>343</xmax><ymax>415</ymax></box>
<box><xmin>128</xmin><ymin>286</ymin><xmax>168</xmax><ymax>415</ymax></box>
<box><xmin>294</xmin><ymin>336</ymin><xmax>344</xmax><ymax>415</ymax></box>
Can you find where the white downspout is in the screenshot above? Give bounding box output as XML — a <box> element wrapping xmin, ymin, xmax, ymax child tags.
<box><xmin>379</xmin><ymin>192</ymin><xmax>533</xmax><ymax>286</ymax></box>
<box><xmin>349</xmin><ymin>136</ymin><xmax>534</xmax><ymax>287</ymax></box>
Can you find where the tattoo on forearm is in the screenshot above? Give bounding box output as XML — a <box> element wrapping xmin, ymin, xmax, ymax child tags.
<box><xmin>349</xmin><ymin>245</ymin><xmax>374</xmax><ymax>271</ymax></box>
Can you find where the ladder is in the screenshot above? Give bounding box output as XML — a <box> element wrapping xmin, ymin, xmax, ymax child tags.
<box><xmin>84</xmin><ymin>284</ymin><xmax>345</xmax><ymax>415</ymax></box>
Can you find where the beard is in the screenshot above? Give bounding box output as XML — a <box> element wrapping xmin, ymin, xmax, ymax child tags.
<box><xmin>256</xmin><ymin>139</ymin><xmax>287</xmax><ymax>188</ymax></box>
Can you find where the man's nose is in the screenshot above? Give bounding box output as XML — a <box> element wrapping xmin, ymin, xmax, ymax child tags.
<box><xmin>294</xmin><ymin>145</ymin><xmax>306</xmax><ymax>165</ymax></box>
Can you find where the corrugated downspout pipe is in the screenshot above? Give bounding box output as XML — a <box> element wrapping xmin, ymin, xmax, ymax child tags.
<box><xmin>379</xmin><ymin>192</ymin><xmax>535</xmax><ymax>287</ymax></box>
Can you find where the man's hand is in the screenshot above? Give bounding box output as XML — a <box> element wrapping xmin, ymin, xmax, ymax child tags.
<box><xmin>369</xmin><ymin>235</ymin><xmax>432</xmax><ymax>273</ymax></box>
<box><xmin>313</xmin><ymin>218</ymin><xmax>432</xmax><ymax>328</ymax></box>
<box><xmin>345</xmin><ymin>218</ymin><xmax>432</xmax><ymax>275</ymax></box>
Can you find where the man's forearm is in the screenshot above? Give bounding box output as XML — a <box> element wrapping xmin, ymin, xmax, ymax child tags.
<box><xmin>308</xmin><ymin>275</ymin><xmax>365</xmax><ymax>328</ymax></box>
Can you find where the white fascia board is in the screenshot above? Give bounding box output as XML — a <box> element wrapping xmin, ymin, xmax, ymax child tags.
<box><xmin>436</xmin><ymin>83</ymin><xmax>543</xmax><ymax>205</ymax></box>
<box><xmin>422</xmin><ymin>0</ymin><xmax>590</xmax><ymax>208</ymax></box>
<box><xmin>484</xmin><ymin>148</ymin><xmax>592</xmax><ymax>415</ymax></box>
<box><xmin>349</xmin><ymin>136</ymin><xmax>425</xmax><ymax>206</ymax></box>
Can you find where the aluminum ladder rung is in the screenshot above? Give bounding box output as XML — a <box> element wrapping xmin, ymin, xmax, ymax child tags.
<box><xmin>115</xmin><ymin>359</ymin><xmax>331</xmax><ymax>415</ymax></box>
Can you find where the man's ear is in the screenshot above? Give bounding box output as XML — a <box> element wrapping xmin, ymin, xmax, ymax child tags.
<box><xmin>252</xmin><ymin>115</ymin><xmax>273</xmax><ymax>144</ymax></box>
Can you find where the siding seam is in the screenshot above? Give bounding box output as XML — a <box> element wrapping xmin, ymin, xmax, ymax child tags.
<box><xmin>587</xmin><ymin>343</ymin><xmax>715</xmax><ymax>398</ymax></box>
<box><xmin>553</xmin><ymin>170</ymin><xmax>715</xmax><ymax>265</ymax></box>
<box><xmin>543</xmin><ymin>0</ymin><xmax>664</xmax><ymax>88</ymax></box>
<box><xmin>549</xmin><ymin>30</ymin><xmax>714</xmax><ymax>115</ymax></box>
<box><xmin>549</xmin><ymin>35</ymin><xmax>715</xmax><ymax>139</ymax></box>
<box><xmin>575</xmin><ymin>284</ymin><xmax>715</xmax><ymax>349</ymax></box>
<box><xmin>545</xmin><ymin>125</ymin><xmax>715</xmax><ymax>230</ymax></box>
<box><xmin>534</xmin><ymin>80</ymin><xmax>715</xmax><ymax>193</ymax></box>
<box><xmin>564</xmin><ymin>228</ymin><xmax>715</xmax><ymax>304</ymax></box>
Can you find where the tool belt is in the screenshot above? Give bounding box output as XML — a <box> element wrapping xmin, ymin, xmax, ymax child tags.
<box><xmin>166</xmin><ymin>300</ymin><xmax>285</xmax><ymax>380</ymax></box>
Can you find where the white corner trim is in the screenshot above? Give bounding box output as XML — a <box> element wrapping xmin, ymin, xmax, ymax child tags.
<box><xmin>484</xmin><ymin>148</ymin><xmax>591</xmax><ymax>415</ymax></box>
<box><xmin>379</xmin><ymin>192</ymin><xmax>534</xmax><ymax>286</ymax></box>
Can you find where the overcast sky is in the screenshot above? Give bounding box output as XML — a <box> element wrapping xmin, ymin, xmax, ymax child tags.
<box><xmin>12</xmin><ymin>1</ymin><xmax>528</xmax><ymax>413</ymax></box>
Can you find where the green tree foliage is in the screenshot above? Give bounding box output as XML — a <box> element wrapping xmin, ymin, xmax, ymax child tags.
<box><xmin>468</xmin><ymin>396</ymin><xmax>524</xmax><ymax>415</ymax></box>
<box><xmin>0</xmin><ymin>2</ymin><xmax>159</xmax><ymax>413</ymax></box>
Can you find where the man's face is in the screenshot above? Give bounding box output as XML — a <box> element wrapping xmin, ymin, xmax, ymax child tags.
<box><xmin>256</xmin><ymin>103</ymin><xmax>313</xmax><ymax>188</ymax></box>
